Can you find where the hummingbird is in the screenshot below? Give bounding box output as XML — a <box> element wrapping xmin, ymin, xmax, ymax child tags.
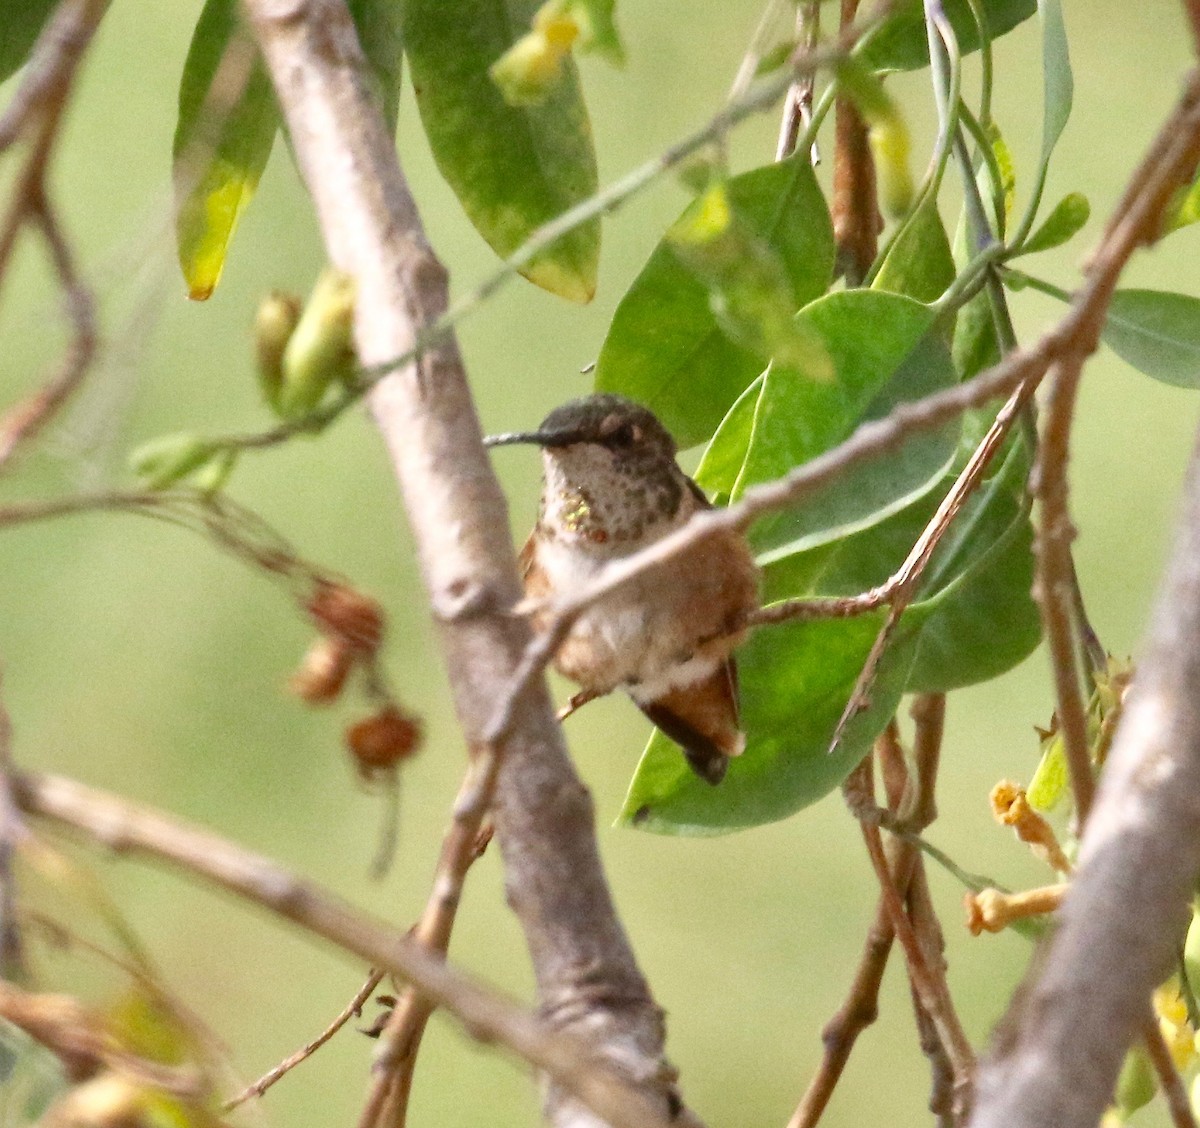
<box><xmin>487</xmin><ymin>393</ymin><xmax>759</xmax><ymax>784</ymax></box>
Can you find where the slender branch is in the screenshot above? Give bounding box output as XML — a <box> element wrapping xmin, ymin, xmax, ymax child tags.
<box><xmin>0</xmin><ymin>0</ymin><xmax>105</xmax><ymax>469</ymax></box>
<box><xmin>12</xmin><ymin>770</ymin><xmax>681</xmax><ymax>1128</ymax></box>
<box><xmin>860</xmin><ymin>817</ymin><xmax>975</xmax><ymax>1114</ymax></box>
<box><xmin>0</xmin><ymin>0</ymin><xmax>110</xmax><ymax>153</ymax></box>
<box><xmin>1141</xmin><ymin>1012</ymin><xmax>1200</xmax><ymax>1128</ymax></box>
<box><xmin>1030</xmin><ymin>353</ymin><xmax>1095</xmax><ymax>822</ymax></box>
<box><xmin>225</xmin><ymin>969</ymin><xmax>385</xmax><ymax>1110</ymax></box>
<box><xmin>359</xmin><ymin>768</ymin><xmax>494</xmax><ymax>1128</ymax></box>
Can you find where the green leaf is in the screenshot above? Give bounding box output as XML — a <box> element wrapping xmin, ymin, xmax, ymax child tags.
<box><xmin>1014</xmin><ymin>0</ymin><xmax>1073</xmax><ymax>242</ymax></box>
<box><xmin>0</xmin><ymin>0</ymin><xmax>56</xmax><ymax>85</ymax></box>
<box><xmin>737</xmin><ymin>291</ymin><xmax>960</xmax><ymax>561</ymax></box>
<box><xmin>863</xmin><ymin>0</ymin><xmax>1037</xmax><ymax>72</ymax></box>
<box><xmin>905</xmin><ymin>444</ymin><xmax>1040</xmax><ymax>691</ymax></box>
<box><xmin>872</xmin><ymin>196</ymin><xmax>956</xmax><ymax>304</ymax></box>
<box><xmin>1036</xmin><ymin>0</ymin><xmax>1073</xmax><ymax>171</ymax></box>
<box><xmin>1021</xmin><ymin>191</ymin><xmax>1089</xmax><ymax>254</ymax></box>
<box><xmin>668</xmin><ymin>184</ymin><xmax>834</xmax><ymax>380</ymax></box>
<box><xmin>952</xmin><ymin>288</ymin><xmax>1001</xmax><ymax>379</ymax></box>
<box><xmin>619</xmin><ymin>613</ymin><xmax>919</xmax><ymax>834</ymax></box>
<box><xmin>563</xmin><ymin>0</ymin><xmax>624</xmax><ymax>64</ymax></box>
<box><xmin>693</xmin><ymin>374</ymin><xmax>764</xmax><ymax>497</ymax></box>
<box><xmin>405</xmin><ymin>0</ymin><xmax>599</xmax><ymax>302</ymax></box>
<box><xmin>348</xmin><ymin>0</ymin><xmax>405</xmax><ymax>130</ymax></box>
<box><xmin>595</xmin><ymin>154</ymin><xmax>834</xmax><ymax>447</ymax></box>
<box><xmin>1163</xmin><ymin>172</ymin><xmax>1200</xmax><ymax>234</ymax></box>
<box><xmin>173</xmin><ymin>0</ymin><xmax>281</xmax><ymax>300</ymax></box>
<box><xmin>1101</xmin><ymin>290</ymin><xmax>1200</xmax><ymax>389</ymax></box>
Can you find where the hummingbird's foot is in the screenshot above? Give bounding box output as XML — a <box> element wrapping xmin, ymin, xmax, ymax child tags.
<box><xmin>556</xmin><ymin>688</ymin><xmax>599</xmax><ymax>722</ymax></box>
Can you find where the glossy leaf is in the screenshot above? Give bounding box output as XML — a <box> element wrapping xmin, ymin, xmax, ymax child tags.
<box><xmin>564</xmin><ymin>0</ymin><xmax>624</xmax><ymax>64</ymax></box>
<box><xmin>1021</xmin><ymin>191</ymin><xmax>1089</xmax><ymax>254</ymax></box>
<box><xmin>1164</xmin><ymin>172</ymin><xmax>1200</xmax><ymax>234</ymax></box>
<box><xmin>406</xmin><ymin>0</ymin><xmax>599</xmax><ymax>302</ymax></box>
<box><xmin>619</xmin><ymin>612</ymin><xmax>920</xmax><ymax>834</ymax></box>
<box><xmin>863</xmin><ymin>0</ymin><xmax>1037</xmax><ymax>72</ymax></box>
<box><xmin>872</xmin><ymin>196</ymin><xmax>956</xmax><ymax>304</ymax></box>
<box><xmin>693</xmin><ymin>374</ymin><xmax>764</xmax><ymax>497</ymax></box>
<box><xmin>1101</xmin><ymin>290</ymin><xmax>1200</xmax><ymax>389</ymax></box>
<box><xmin>738</xmin><ymin>291</ymin><xmax>960</xmax><ymax>561</ymax></box>
<box><xmin>174</xmin><ymin>0</ymin><xmax>280</xmax><ymax>300</ymax></box>
<box><xmin>627</xmin><ymin>431</ymin><xmax>1037</xmax><ymax>835</ymax></box>
<box><xmin>668</xmin><ymin>184</ymin><xmax>834</xmax><ymax>380</ymax></box>
<box><xmin>595</xmin><ymin>155</ymin><xmax>834</xmax><ymax>447</ymax></box>
<box><xmin>952</xmin><ymin>288</ymin><xmax>1001</xmax><ymax>379</ymax></box>
<box><xmin>1037</xmin><ymin>0</ymin><xmax>1073</xmax><ymax>171</ymax></box>
<box><xmin>905</xmin><ymin>445</ymin><xmax>1040</xmax><ymax>691</ymax></box>
<box><xmin>0</xmin><ymin>0</ymin><xmax>56</xmax><ymax>85</ymax></box>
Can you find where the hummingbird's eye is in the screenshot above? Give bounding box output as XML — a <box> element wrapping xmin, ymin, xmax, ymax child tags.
<box><xmin>600</xmin><ymin>415</ymin><xmax>639</xmax><ymax>446</ymax></box>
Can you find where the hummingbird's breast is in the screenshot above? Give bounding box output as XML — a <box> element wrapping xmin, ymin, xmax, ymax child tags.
<box><xmin>527</xmin><ymin>452</ymin><xmax>758</xmax><ymax>699</ymax></box>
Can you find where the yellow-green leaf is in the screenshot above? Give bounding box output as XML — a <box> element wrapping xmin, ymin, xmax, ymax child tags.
<box><xmin>173</xmin><ymin>0</ymin><xmax>280</xmax><ymax>300</ymax></box>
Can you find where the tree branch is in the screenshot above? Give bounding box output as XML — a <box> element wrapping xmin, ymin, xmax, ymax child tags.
<box><xmin>969</xmin><ymin>422</ymin><xmax>1200</xmax><ymax>1128</ymax></box>
<box><xmin>11</xmin><ymin>770</ymin><xmax>680</xmax><ymax>1128</ymax></box>
<box><xmin>240</xmin><ymin>2</ymin><xmax>686</xmax><ymax>1124</ymax></box>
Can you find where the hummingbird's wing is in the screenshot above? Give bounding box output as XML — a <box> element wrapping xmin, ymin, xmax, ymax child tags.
<box><xmin>638</xmin><ymin>658</ymin><xmax>743</xmax><ymax>786</ymax></box>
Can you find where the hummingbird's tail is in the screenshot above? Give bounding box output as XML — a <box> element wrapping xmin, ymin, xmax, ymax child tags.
<box><xmin>638</xmin><ymin>659</ymin><xmax>744</xmax><ymax>786</ymax></box>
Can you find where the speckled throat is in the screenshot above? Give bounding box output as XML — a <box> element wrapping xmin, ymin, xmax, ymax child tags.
<box><xmin>537</xmin><ymin>442</ymin><xmax>691</xmax><ymax>550</ymax></box>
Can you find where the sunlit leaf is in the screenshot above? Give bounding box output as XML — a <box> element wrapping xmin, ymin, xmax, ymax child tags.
<box><xmin>738</xmin><ymin>291</ymin><xmax>960</xmax><ymax>561</ymax></box>
<box><xmin>173</xmin><ymin>0</ymin><xmax>280</xmax><ymax>300</ymax></box>
<box><xmin>563</xmin><ymin>0</ymin><xmax>624</xmax><ymax>64</ymax></box>
<box><xmin>405</xmin><ymin>0</ymin><xmax>599</xmax><ymax>301</ymax></box>
<box><xmin>1102</xmin><ymin>290</ymin><xmax>1200</xmax><ymax>389</ymax></box>
<box><xmin>872</xmin><ymin>195</ymin><xmax>956</xmax><ymax>304</ymax></box>
<box><xmin>1163</xmin><ymin>172</ymin><xmax>1200</xmax><ymax>234</ymax></box>
<box><xmin>1021</xmin><ymin>191</ymin><xmax>1089</xmax><ymax>254</ymax></box>
<box><xmin>0</xmin><ymin>0</ymin><xmax>56</xmax><ymax>84</ymax></box>
<box><xmin>863</xmin><ymin>0</ymin><xmax>1037</xmax><ymax>72</ymax></box>
<box><xmin>668</xmin><ymin>184</ymin><xmax>834</xmax><ymax>380</ymax></box>
<box><xmin>595</xmin><ymin>154</ymin><xmax>834</xmax><ymax>446</ymax></box>
<box><xmin>693</xmin><ymin>374</ymin><xmax>764</xmax><ymax>496</ymax></box>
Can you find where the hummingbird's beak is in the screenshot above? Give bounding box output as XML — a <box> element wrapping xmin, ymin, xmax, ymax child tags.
<box><xmin>483</xmin><ymin>427</ymin><xmax>587</xmax><ymax>449</ymax></box>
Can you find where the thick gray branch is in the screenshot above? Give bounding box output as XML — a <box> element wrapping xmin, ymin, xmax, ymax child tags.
<box><xmin>241</xmin><ymin>2</ymin><xmax>675</xmax><ymax>1124</ymax></box>
<box><xmin>970</xmin><ymin>425</ymin><xmax>1200</xmax><ymax>1127</ymax></box>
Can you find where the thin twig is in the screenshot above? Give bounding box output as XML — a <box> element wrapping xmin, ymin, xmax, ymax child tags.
<box><xmin>0</xmin><ymin>683</ymin><xmax>22</xmax><ymax>978</ymax></box>
<box><xmin>1141</xmin><ymin>1012</ymin><xmax>1199</xmax><ymax>1128</ymax></box>
<box><xmin>12</xmin><ymin>770</ymin><xmax>683</xmax><ymax>1128</ymax></box>
<box><xmin>0</xmin><ymin>0</ymin><xmax>107</xmax><ymax>467</ymax></box>
<box><xmin>852</xmin><ymin>757</ymin><xmax>975</xmax><ymax>1118</ymax></box>
<box><xmin>1031</xmin><ymin>354</ymin><xmax>1095</xmax><ymax>822</ymax></box>
<box><xmin>0</xmin><ymin>0</ymin><xmax>110</xmax><ymax>153</ymax></box>
<box><xmin>906</xmin><ymin>863</ymin><xmax>957</xmax><ymax>1127</ymax></box>
<box><xmin>776</xmin><ymin>1</ymin><xmax>821</xmax><ymax>162</ymax></box>
<box><xmin>225</xmin><ymin>969</ymin><xmax>385</xmax><ymax>1110</ymax></box>
<box><xmin>831</xmin><ymin>0</ymin><xmax>880</xmax><ymax>284</ymax></box>
<box><xmin>360</xmin><ymin>770</ymin><xmax>495</xmax><ymax>1128</ymax></box>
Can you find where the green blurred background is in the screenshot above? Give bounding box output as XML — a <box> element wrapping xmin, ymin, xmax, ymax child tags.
<box><xmin>1</xmin><ymin>1</ymin><xmax>1198</xmax><ymax>1124</ymax></box>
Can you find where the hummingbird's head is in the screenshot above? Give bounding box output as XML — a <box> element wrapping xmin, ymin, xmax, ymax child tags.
<box><xmin>485</xmin><ymin>394</ymin><xmax>677</xmax><ymax>464</ymax></box>
<box><xmin>486</xmin><ymin>394</ymin><xmax>688</xmax><ymax>543</ymax></box>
